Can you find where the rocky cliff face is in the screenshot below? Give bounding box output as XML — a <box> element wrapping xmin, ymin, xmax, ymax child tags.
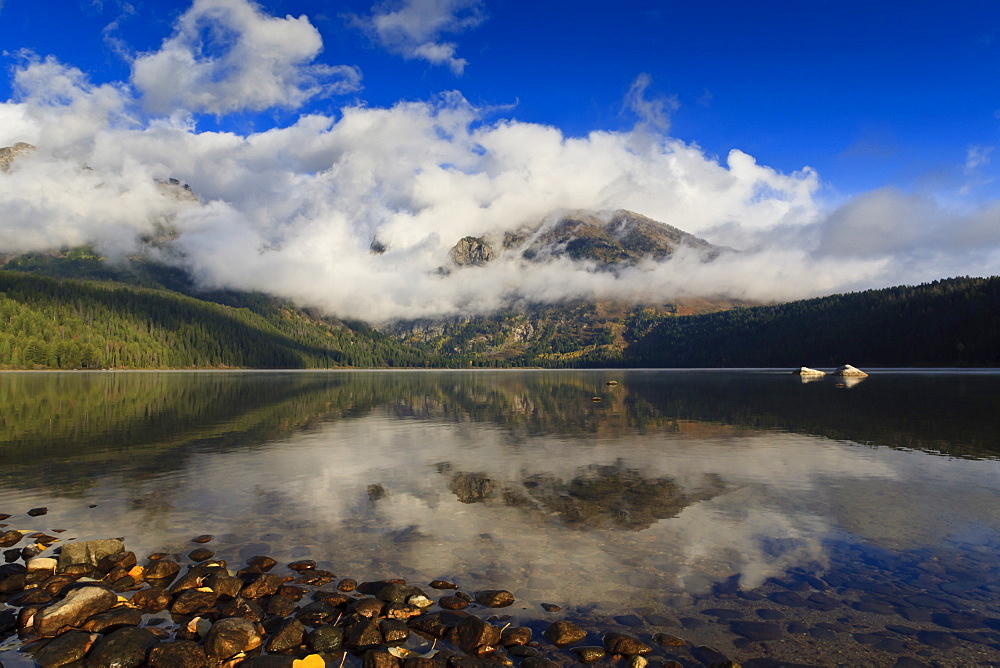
<box><xmin>450</xmin><ymin>236</ymin><xmax>496</xmax><ymax>266</ymax></box>
<box><xmin>386</xmin><ymin>212</ymin><xmax>736</xmax><ymax>361</ymax></box>
<box><xmin>446</xmin><ymin>209</ymin><xmax>725</xmax><ymax>271</ymax></box>
<box><xmin>0</xmin><ymin>142</ymin><xmax>36</xmax><ymax>172</ymax></box>
<box><xmin>154</xmin><ymin>177</ymin><xmax>198</xmax><ymax>203</ymax></box>
<box><xmin>1</xmin><ymin>143</ymin><xmax>197</xmax><ymax>204</ymax></box>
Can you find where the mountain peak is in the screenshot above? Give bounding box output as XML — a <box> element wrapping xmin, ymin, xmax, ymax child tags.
<box><xmin>446</xmin><ymin>208</ymin><xmax>725</xmax><ymax>270</ymax></box>
<box><xmin>0</xmin><ymin>142</ymin><xmax>36</xmax><ymax>172</ymax></box>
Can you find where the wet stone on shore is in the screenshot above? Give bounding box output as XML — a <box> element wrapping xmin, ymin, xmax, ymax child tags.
<box><xmin>3</xmin><ymin>534</ymin><xmax>753</xmax><ymax>668</ymax></box>
<box><xmin>0</xmin><ymin>519</ymin><xmax>998</xmax><ymax>667</ymax></box>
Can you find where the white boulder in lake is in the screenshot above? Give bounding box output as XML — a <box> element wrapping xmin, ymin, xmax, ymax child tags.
<box><xmin>793</xmin><ymin>367</ymin><xmax>826</xmax><ymax>376</ymax></box>
<box><xmin>833</xmin><ymin>364</ymin><xmax>869</xmax><ymax>377</ymax></box>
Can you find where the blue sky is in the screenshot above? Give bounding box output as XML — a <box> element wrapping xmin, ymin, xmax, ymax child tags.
<box><xmin>3</xmin><ymin>0</ymin><xmax>998</xmax><ymax>199</ymax></box>
<box><xmin>0</xmin><ymin>0</ymin><xmax>998</xmax><ymax>318</ymax></box>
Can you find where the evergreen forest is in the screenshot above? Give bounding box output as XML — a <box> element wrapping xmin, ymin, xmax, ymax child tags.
<box><xmin>0</xmin><ymin>270</ymin><xmax>434</xmax><ymax>369</ymax></box>
<box><xmin>0</xmin><ymin>249</ymin><xmax>997</xmax><ymax>369</ymax></box>
<box><xmin>624</xmin><ymin>276</ymin><xmax>1000</xmax><ymax>368</ymax></box>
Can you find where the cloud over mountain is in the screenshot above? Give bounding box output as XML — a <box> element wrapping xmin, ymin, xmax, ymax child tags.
<box><xmin>0</xmin><ymin>0</ymin><xmax>998</xmax><ymax>321</ymax></box>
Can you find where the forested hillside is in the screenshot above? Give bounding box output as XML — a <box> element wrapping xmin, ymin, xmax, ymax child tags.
<box><xmin>0</xmin><ymin>270</ymin><xmax>433</xmax><ymax>369</ymax></box>
<box><xmin>384</xmin><ymin>298</ymin><xmax>755</xmax><ymax>365</ymax></box>
<box><xmin>1</xmin><ymin>247</ymin><xmax>997</xmax><ymax>369</ymax></box>
<box><xmin>625</xmin><ymin>277</ymin><xmax>1000</xmax><ymax>367</ymax></box>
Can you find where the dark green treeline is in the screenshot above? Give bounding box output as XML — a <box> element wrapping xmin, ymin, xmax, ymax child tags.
<box><xmin>0</xmin><ymin>270</ymin><xmax>433</xmax><ymax>369</ymax></box>
<box><xmin>2</xmin><ymin>266</ymin><xmax>999</xmax><ymax>369</ymax></box>
<box><xmin>625</xmin><ymin>276</ymin><xmax>1000</xmax><ymax>368</ymax></box>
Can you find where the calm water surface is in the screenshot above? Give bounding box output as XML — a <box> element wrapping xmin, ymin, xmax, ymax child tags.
<box><xmin>1</xmin><ymin>369</ymin><xmax>999</xmax><ymax>666</ymax></box>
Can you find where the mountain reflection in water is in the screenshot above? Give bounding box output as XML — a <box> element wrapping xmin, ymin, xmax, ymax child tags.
<box><xmin>0</xmin><ymin>370</ymin><xmax>998</xmax><ymax>663</ymax></box>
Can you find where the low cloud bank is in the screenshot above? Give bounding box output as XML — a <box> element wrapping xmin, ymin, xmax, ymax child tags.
<box><xmin>0</xmin><ymin>0</ymin><xmax>997</xmax><ymax>321</ymax></box>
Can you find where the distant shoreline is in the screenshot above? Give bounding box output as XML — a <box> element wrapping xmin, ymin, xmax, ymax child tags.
<box><xmin>2</xmin><ymin>366</ymin><xmax>1000</xmax><ymax>373</ymax></box>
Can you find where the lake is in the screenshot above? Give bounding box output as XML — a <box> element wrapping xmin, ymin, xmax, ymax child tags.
<box><xmin>1</xmin><ymin>369</ymin><xmax>999</xmax><ymax>666</ymax></box>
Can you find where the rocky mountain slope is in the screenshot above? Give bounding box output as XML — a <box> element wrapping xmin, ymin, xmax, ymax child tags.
<box><xmin>381</xmin><ymin>297</ymin><xmax>756</xmax><ymax>366</ymax></box>
<box><xmin>0</xmin><ymin>141</ymin><xmax>752</xmax><ymax>366</ymax></box>
<box><xmin>441</xmin><ymin>208</ymin><xmax>726</xmax><ymax>270</ymax></box>
<box><xmin>377</xmin><ymin>208</ymin><xmax>745</xmax><ymax>363</ymax></box>
<box><xmin>0</xmin><ymin>142</ymin><xmax>35</xmax><ymax>171</ymax></box>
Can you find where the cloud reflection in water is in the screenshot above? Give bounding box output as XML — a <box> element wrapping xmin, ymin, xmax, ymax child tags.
<box><xmin>0</xmin><ymin>370</ymin><xmax>998</xmax><ymax>622</ymax></box>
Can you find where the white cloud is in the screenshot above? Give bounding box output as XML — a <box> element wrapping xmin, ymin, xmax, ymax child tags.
<box><xmin>816</xmin><ymin>187</ymin><xmax>1000</xmax><ymax>261</ymax></box>
<box><xmin>965</xmin><ymin>144</ymin><xmax>993</xmax><ymax>170</ymax></box>
<box><xmin>131</xmin><ymin>0</ymin><xmax>361</xmax><ymax>116</ymax></box>
<box><xmin>8</xmin><ymin>52</ymin><xmax>132</xmax><ymax>153</ymax></box>
<box><xmin>623</xmin><ymin>73</ymin><xmax>678</xmax><ymax>133</ymax></box>
<box><xmin>4</xmin><ymin>70</ymin><xmax>998</xmax><ymax>321</ymax></box>
<box><xmin>960</xmin><ymin>144</ymin><xmax>995</xmax><ymax>195</ymax></box>
<box><xmin>351</xmin><ymin>0</ymin><xmax>485</xmax><ymax>74</ymax></box>
<box><xmin>22</xmin><ymin>408</ymin><xmax>1000</xmax><ymax>602</ymax></box>
<box><xmin>99</xmin><ymin>2</ymin><xmax>139</xmax><ymax>62</ymax></box>
<box><xmin>1</xmin><ymin>1</ymin><xmax>999</xmax><ymax>322</ymax></box>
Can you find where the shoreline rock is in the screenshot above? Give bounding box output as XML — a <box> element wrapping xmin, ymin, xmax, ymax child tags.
<box><xmin>832</xmin><ymin>364</ymin><xmax>869</xmax><ymax>377</ymax></box>
<box><xmin>0</xmin><ymin>537</ymin><xmax>745</xmax><ymax>668</ymax></box>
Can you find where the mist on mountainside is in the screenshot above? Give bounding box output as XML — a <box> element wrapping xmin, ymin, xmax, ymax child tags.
<box><xmin>1</xmin><ymin>0</ymin><xmax>998</xmax><ymax>322</ymax></box>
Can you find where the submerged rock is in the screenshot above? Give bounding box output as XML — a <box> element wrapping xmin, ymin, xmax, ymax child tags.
<box><xmin>439</xmin><ymin>595</ymin><xmax>468</xmax><ymax>610</ymax></box>
<box><xmin>188</xmin><ymin>548</ymin><xmax>215</xmax><ymax>562</ymax></box>
<box><xmin>521</xmin><ymin>658</ymin><xmax>559</xmax><ymax>668</ymax></box>
<box><xmin>501</xmin><ymin>627</ymin><xmax>532</xmax><ymax>647</ymax></box>
<box><xmin>651</xmin><ymin>633</ymin><xmax>686</xmax><ymax>647</ymax></box>
<box><xmin>474</xmin><ymin>590</ymin><xmax>514</xmax><ymax>608</ymax></box>
<box><xmin>628</xmin><ymin>656</ymin><xmax>648</xmax><ymax>668</ymax></box>
<box><xmin>543</xmin><ymin>620</ymin><xmax>586</xmax><ymax>647</ymax></box>
<box><xmin>0</xmin><ymin>530</ymin><xmax>24</xmax><ymax>548</ymax></box>
<box><xmin>572</xmin><ymin>646</ymin><xmax>607</xmax><ymax>663</ymax></box>
<box><xmin>449</xmin><ymin>473</ymin><xmax>496</xmax><ymax>503</ymax></box>
<box><xmin>730</xmin><ymin>620</ymin><xmax>783</xmax><ymax>641</ymax></box>
<box><xmin>603</xmin><ymin>632</ymin><xmax>651</xmax><ymax>655</ymax></box>
<box><xmin>287</xmin><ymin>560</ymin><xmax>316</xmax><ymax>572</ymax></box>
<box><xmin>376</xmin><ymin>583</ymin><xmax>424</xmax><ymax>604</ymax></box>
